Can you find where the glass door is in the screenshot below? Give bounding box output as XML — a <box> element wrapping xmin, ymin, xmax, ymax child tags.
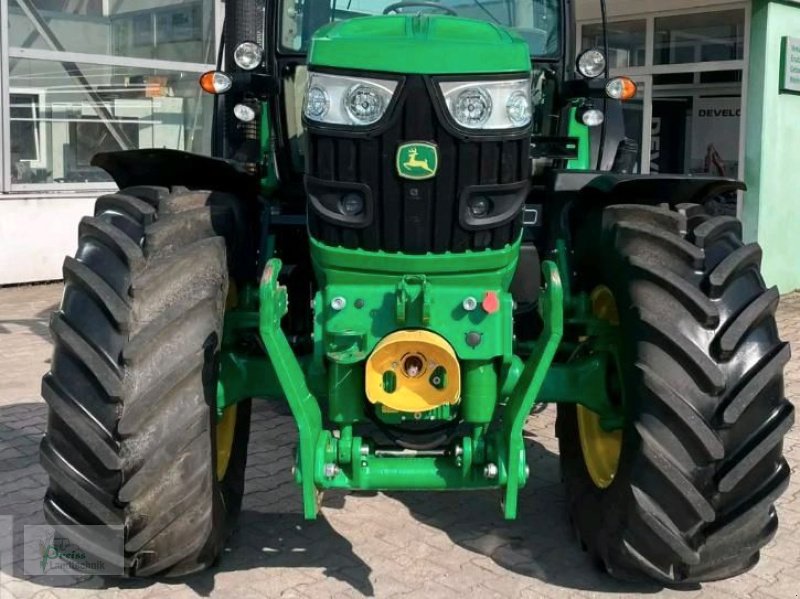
<box><xmin>609</xmin><ymin>74</ymin><xmax>651</xmax><ymax>174</ymax></box>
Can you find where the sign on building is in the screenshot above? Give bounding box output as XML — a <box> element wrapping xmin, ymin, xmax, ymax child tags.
<box><xmin>780</xmin><ymin>36</ymin><xmax>800</xmax><ymax>94</ymax></box>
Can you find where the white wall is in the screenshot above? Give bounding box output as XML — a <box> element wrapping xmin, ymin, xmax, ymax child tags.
<box><xmin>0</xmin><ymin>196</ymin><xmax>96</xmax><ymax>285</ymax></box>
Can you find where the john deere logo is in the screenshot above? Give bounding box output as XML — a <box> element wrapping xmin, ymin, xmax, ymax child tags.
<box><xmin>396</xmin><ymin>142</ymin><xmax>438</xmax><ymax>180</ymax></box>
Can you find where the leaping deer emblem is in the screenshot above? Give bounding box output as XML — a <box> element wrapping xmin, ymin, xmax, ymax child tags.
<box><xmin>403</xmin><ymin>147</ymin><xmax>435</xmax><ymax>174</ymax></box>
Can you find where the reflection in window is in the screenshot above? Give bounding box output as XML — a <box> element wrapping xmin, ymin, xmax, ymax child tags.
<box><xmin>9</xmin><ymin>0</ymin><xmax>213</xmax><ymax>64</ymax></box>
<box><xmin>582</xmin><ymin>20</ymin><xmax>646</xmax><ymax>68</ymax></box>
<box><xmin>281</xmin><ymin>0</ymin><xmax>562</xmax><ymax>58</ymax></box>
<box><xmin>9</xmin><ymin>59</ymin><xmax>212</xmax><ymax>184</ymax></box>
<box><xmin>654</xmin><ymin>10</ymin><xmax>745</xmax><ymax>65</ymax></box>
<box><xmin>113</xmin><ymin>5</ymin><xmax>204</xmax><ymax>59</ymax></box>
<box><xmin>10</xmin><ymin>92</ymin><xmax>46</xmax><ymax>182</ymax></box>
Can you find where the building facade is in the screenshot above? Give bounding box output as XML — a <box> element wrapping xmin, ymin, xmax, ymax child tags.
<box><xmin>0</xmin><ymin>0</ymin><xmax>221</xmax><ymax>284</ymax></box>
<box><xmin>0</xmin><ymin>0</ymin><xmax>798</xmax><ymax>289</ymax></box>
<box><xmin>575</xmin><ymin>0</ymin><xmax>800</xmax><ymax>291</ymax></box>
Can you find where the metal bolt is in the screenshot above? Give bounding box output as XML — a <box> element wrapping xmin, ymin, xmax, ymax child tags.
<box><xmin>466</xmin><ymin>331</ymin><xmax>482</xmax><ymax>347</ymax></box>
<box><xmin>454</xmin><ymin>445</ymin><xmax>464</xmax><ymax>457</ymax></box>
<box><xmin>330</xmin><ymin>296</ymin><xmax>346</xmax><ymax>311</ymax></box>
<box><xmin>291</xmin><ymin>465</ymin><xmax>297</xmax><ymax>476</ymax></box>
<box><xmin>483</xmin><ymin>463</ymin><xmax>499</xmax><ymax>479</ymax></box>
<box><xmin>462</xmin><ymin>296</ymin><xmax>478</xmax><ymax>311</ymax></box>
<box><xmin>525</xmin><ymin>465</ymin><xmax>530</xmax><ymax>478</ymax></box>
<box><xmin>323</xmin><ymin>463</ymin><xmax>339</xmax><ymax>478</ymax></box>
<box><xmin>360</xmin><ymin>444</ymin><xmax>370</xmax><ymax>456</ymax></box>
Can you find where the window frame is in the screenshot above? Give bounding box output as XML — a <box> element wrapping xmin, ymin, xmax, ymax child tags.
<box><xmin>9</xmin><ymin>86</ymin><xmax>47</xmax><ymax>170</ymax></box>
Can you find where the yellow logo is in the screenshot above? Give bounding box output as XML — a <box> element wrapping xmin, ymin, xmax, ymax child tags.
<box><xmin>396</xmin><ymin>142</ymin><xmax>438</xmax><ymax>180</ymax></box>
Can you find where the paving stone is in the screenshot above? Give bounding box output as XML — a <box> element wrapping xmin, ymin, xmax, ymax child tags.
<box><xmin>0</xmin><ymin>283</ymin><xmax>798</xmax><ymax>598</ymax></box>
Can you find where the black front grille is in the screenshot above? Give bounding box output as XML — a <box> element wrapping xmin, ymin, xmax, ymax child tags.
<box><xmin>306</xmin><ymin>74</ymin><xmax>530</xmax><ymax>254</ymax></box>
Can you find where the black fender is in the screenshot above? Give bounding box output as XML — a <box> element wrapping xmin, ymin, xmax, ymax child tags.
<box><xmin>91</xmin><ymin>149</ymin><xmax>261</xmax><ymax>197</ymax></box>
<box><xmin>537</xmin><ymin>171</ymin><xmax>746</xmax><ymax>289</ymax></box>
<box><xmin>549</xmin><ymin>170</ymin><xmax>745</xmax><ymax>203</ymax></box>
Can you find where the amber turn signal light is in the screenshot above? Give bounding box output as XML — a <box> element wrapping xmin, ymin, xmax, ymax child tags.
<box><xmin>605</xmin><ymin>76</ymin><xmax>637</xmax><ymax>101</ymax></box>
<box><xmin>199</xmin><ymin>71</ymin><xmax>232</xmax><ymax>94</ymax></box>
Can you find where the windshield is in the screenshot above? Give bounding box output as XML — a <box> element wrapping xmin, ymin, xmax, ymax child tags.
<box><xmin>279</xmin><ymin>0</ymin><xmax>561</xmax><ymax>58</ymax></box>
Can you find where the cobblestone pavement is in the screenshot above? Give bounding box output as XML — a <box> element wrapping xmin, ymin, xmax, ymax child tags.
<box><xmin>0</xmin><ymin>283</ymin><xmax>798</xmax><ymax>599</ymax></box>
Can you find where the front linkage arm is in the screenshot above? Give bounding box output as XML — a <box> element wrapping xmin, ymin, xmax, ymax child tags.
<box><xmin>259</xmin><ymin>259</ymin><xmax>324</xmax><ymax>519</ymax></box>
<box><xmin>254</xmin><ymin>258</ymin><xmax>564</xmax><ymax>520</ymax></box>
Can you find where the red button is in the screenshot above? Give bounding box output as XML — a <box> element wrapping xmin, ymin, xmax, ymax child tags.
<box><xmin>482</xmin><ymin>291</ymin><xmax>500</xmax><ymax>314</ymax></box>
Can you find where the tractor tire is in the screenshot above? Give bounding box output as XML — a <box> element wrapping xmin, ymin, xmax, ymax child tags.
<box><xmin>558</xmin><ymin>203</ymin><xmax>793</xmax><ymax>584</ymax></box>
<box><xmin>40</xmin><ymin>186</ymin><xmax>253</xmax><ymax>577</ymax></box>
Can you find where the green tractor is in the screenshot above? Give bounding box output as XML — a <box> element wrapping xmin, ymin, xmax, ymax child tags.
<box><xmin>40</xmin><ymin>0</ymin><xmax>793</xmax><ymax>585</ymax></box>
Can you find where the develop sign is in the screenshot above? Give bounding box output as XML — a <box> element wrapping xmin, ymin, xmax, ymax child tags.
<box><xmin>781</xmin><ymin>36</ymin><xmax>800</xmax><ymax>94</ymax></box>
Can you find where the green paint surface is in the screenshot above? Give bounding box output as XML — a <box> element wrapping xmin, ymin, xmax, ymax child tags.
<box><xmin>744</xmin><ymin>0</ymin><xmax>800</xmax><ymax>291</ymax></box>
<box><xmin>309</xmin><ymin>14</ymin><xmax>530</xmax><ymax>74</ymax></box>
<box><xmin>310</xmin><ymin>238</ymin><xmax>519</xmax><ymax>362</ymax></box>
<box><xmin>566</xmin><ymin>106</ymin><xmax>591</xmax><ymax>171</ymax></box>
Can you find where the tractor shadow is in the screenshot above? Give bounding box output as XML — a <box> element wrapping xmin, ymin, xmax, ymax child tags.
<box><xmin>383</xmin><ymin>410</ymin><xmax>668</xmax><ymax>595</ymax></box>
<box><xmin>0</xmin><ymin>398</ymin><xmax>680</xmax><ymax>597</ymax></box>
<box><xmin>0</xmin><ymin>303</ymin><xmax>58</xmax><ymax>344</ymax></box>
<box><xmin>0</xmin><ymin>400</ymin><xmax>374</xmax><ymax>597</ymax></box>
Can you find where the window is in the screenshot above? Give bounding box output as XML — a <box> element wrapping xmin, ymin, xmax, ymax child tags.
<box><xmin>280</xmin><ymin>0</ymin><xmax>563</xmax><ymax>58</ymax></box>
<box><xmin>10</xmin><ymin>91</ymin><xmax>47</xmax><ymax>181</ymax></box>
<box><xmin>156</xmin><ymin>6</ymin><xmax>203</xmax><ymax>44</ymax></box>
<box><xmin>8</xmin><ymin>59</ymin><xmax>213</xmax><ymax>185</ymax></box>
<box><xmin>577</xmin><ymin>6</ymin><xmax>748</xmax><ymax>183</ymax></box>
<box><xmin>581</xmin><ymin>20</ymin><xmax>646</xmax><ymax>68</ymax></box>
<box><xmin>4</xmin><ymin>0</ymin><xmax>217</xmax><ymax>191</ymax></box>
<box><xmin>654</xmin><ymin>9</ymin><xmax>745</xmax><ymax>65</ymax></box>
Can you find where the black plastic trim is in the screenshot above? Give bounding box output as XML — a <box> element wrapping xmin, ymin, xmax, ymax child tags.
<box><xmin>305</xmin><ymin>175</ymin><xmax>374</xmax><ymax>229</ymax></box>
<box><xmin>459</xmin><ymin>180</ymin><xmax>529</xmax><ymax>230</ymax></box>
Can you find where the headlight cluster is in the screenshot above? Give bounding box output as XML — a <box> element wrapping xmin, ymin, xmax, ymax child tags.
<box><xmin>439</xmin><ymin>79</ymin><xmax>532</xmax><ymax>130</ymax></box>
<box><xmin>303</xmin><ymin>73</ymin><xmax>398</xmax><ymax>126</ymax></box>
<box><xmin>303</xmin><ymin>72</ymin><xmax>533</xmax><ymax>130</ymax></box>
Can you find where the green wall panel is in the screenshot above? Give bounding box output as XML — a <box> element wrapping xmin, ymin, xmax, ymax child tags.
<box><xmin>745</xmin><ymin>0</ymin><xmax>800</xmax><ymax>291</ymax></box>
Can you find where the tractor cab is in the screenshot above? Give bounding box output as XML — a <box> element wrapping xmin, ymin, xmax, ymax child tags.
<box><xmin>207</xmin><ymin>1</ymin><xmax>637</xmax><ymax>209</ymax></box>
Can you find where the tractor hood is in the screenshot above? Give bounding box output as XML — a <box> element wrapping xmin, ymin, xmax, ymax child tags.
<box><xmin>308</xmin><ymin>14</ymin><xmax>530</xmax><ymax>75</ymax></box>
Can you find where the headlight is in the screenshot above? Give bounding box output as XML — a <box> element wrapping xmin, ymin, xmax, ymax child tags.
<box><xmin>605</xmin><ymin>76</ymin><xmax>638</xmax><ymax>101</ymax></box>
<box><xmin>581</xmin><ymin>108</ymin><xmax>605</xmax><ymax>127</ymax></box>
<box><xmin>345</xmin><ymin>84</ymin><xmax>386</xmax><ymax>125</ymax></box>
<box><xmin>506</xmin><ymin>91</ymin><xmax>531</xmax><ymax>127</ymax></box>
<box><xmin>577</xmin><ymin>49</ymin><xmax>606</xmax><ymax>78</ymax></box>
<box><xmin>233</xmin><ymin>42</ymin><xmax>263</xmax><ymax>70</ymax></box>
<box><xmin>199</xmin><ymin>71</ymin><xmax>232</xmax><ymax>94</ymax></box>
<box><xmin>233</xmin><ymin>103</ymin><xmax>256</xmax><ymax>123</ymax></box>
<box><xmin>305</xmin><ymin>85</ymin><xmax>330</xmax><ymax>120</ymax></box>
<box><xmin>439</xmin><ymin>79</ymin><xmax>531</xmax><ymax>130</ymax></box>
<box><xmin>453</xmin><ymin>87</ymin><xmax>492</xmax><ymax>128</ymax></box>
<box><xmin>303</xmin><ymin>72</ymin><xmax>398</xmax><ymax>126</ymax></box>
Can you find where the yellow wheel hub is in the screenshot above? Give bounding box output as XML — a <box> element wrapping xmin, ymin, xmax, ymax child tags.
<box><xmin>216</xmin><ymin>282</ymin><xmax>239</xmax><ymax>481</ymax></box>
<box><xmin>577</xmin><ymin>405</ymin><xmax>622</xmax><ymax>488</ymax></box>
<box><xmin>365</xmin><ymin>329</ymin><xmax>461</xmax><ymax>413</ymax></box>
<box><xmin>578</xmin><ymin>285</ymin><xmax>623</xmax><ymax>489</ymax></box>
<box><xmin>216</xmin><ymin>404</ymin><xmax>237</xmax><ymax>481</ymax></box>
